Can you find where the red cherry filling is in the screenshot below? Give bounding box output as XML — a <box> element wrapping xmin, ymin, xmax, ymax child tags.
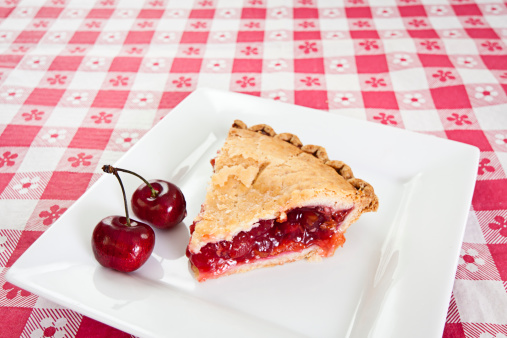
<box><xmin>186</xmin><ymin>206</ymin><xmax>352</xmax><ymax>278</ymax></box>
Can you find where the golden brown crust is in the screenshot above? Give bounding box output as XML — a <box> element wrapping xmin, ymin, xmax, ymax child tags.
<box><xmin>188</xmin><ymin>120</ymin><xmax>379</xmax><ymax>254</ymax></box>
<box><xmin>274</xmin><ymin>133</ymin><xmax>303</xmax><ymax>148</ymax></box>
<box><xmin>301</xmin><ymin>144</ymin><xmax>329</xmax><ymax>162</ymax></box>
<box><xmin>248</xmin><ymin>124</ymin><xmax>276</xmax><ymax>136</ymax></box>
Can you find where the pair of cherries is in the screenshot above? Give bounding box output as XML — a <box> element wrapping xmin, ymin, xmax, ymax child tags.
<box><xmin>91</xmin><ymin>165</ymin><xmax>187</xmax><ymax>272</ymax></box>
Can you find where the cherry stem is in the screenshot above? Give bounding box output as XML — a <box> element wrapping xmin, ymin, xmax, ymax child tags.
<box><xmin>102</xmin><ymin>165</ymin><xmax>132</xmax><ymax>227</ymax></box>
<box><xmin>102</xmin><ymin>165</ymin><xmax>158</xmax><ymax>198</ymax></box>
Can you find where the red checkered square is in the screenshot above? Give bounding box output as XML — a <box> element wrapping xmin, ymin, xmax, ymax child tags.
<box><xmin>237</xmin><ymin>31</ymin><xmax>264</xmax><ymax>42</ymax></box>
<box><xmin>465</xmin><ymin>28</ymin><xmax>500</xmax><ymax>39</ymax></box>
<box><xmin>487</xmin><ymin>244</ymin><xmax>507</xmax><ymax>280</ymax></box>
<box><xmin>180</xmin><ymin>31</ymin><xmax>209</xmax><ymax>43</ymax></box>
<box><xmin>24</xmin><ymin>88</ymin><xmax>65</xmax><ymax>106</ymax></box>
<box><xmin>345</xmin><ymin>7</ymin><xmax>372</xmax><ymax>18</ymax></box>
<box><xmin>241</xmin><ymin>8</ymin><xmax>265</xmax><ymax>19</ymax></box>
<box><xmin>170</xmin><ymin>58</ymin><xmax>203</xmax><ymax>73</ymax></box>
<box><xmin>442</xmin><ymin>323</ymin><xmax>466</xmax><ymax>338</ymax></box>
<box><xmin>362</xmin><ymin>91</ymin><xmax>399</xmax><ymax>109</ymax></box>
<box><xmin>232</xmin><ymin>59</ymin><xmax>262</xmax><ymax>73</ymax></box>
<box><xmin>452</xmin><ymin>4</ymin><xmax>482</xmax><ymax>16</ymax></box>
<box><xmin>0</xmin><ymin>125</ymin><xmax>41</xmax><ymax>147</ymax></box>
<box><xmin>0</xmin><ymin>230</ymin><xmax>18</xmax><ymax>264</ymax></box>
<box><xmin>41</xmin><ymin>172</ymin><xmax>93</xmax><ymax>200</ymax></box>
<box><xmin>124</xmin><ymin>31</ymin><xmax>154</xmax><ymax>44</ymax></box>
<box><xmin>398</xmin><ymin>5</ymin><xmax>427</xmax><ymax>17</ymax></box>
<box><xmin>0</xmin><ymin>308</ymin><xmax>33</xmax><ymax>337</ymax></box>
<box><xmin>14</xmin><ymin>31</ymin><xmax>46</xmax><ymax>44</ymax></box>
<box><xmin>446</xmin><ymin>130</ymin><xmax>492</xmax><ymax>152</ymax></box>
<box><xmin>108</xmin><ymin>57</ymin><xmax>142</xmax><ymax>72</ymax></box>
<box><xmin>355</xmin><ymin>55</ymin><xmax>388</xmax><ymax>73</ymax></box>
<box><xmin>189</xmin><ymin>9</ymin><xmax>215</xmax><ymax>19</ymax></box>
<box><xmin>91</xmin><ymin>90</ymin><xmax>130</xmax><ymax>108</ymax></box>
<box><xmin>0</xmin><ymin>55</ymin><xmax>23</xmax><ymax>68</ymax></box>
<box><xmin>158</xmin><ymin>91</ymin><xmax>191</xmax><ymax>109</ymax></box>
<box><xmin>48</xmin><ymin>56</ymin><xmax>84</xmax><ymax>71</ymax></box>
<box><xmin>76</xmin><ymin>316</ymin><xmax>131</xmax><ymax>337</ymax></box>
<box><xmin>294</xmin><ymin>58</ymin><xmax>324</xmax><ymax>73</ymax></box>
<box><xmin>6</xmin><ymin>231</ymin><xmax>43</xmax><ymax>266</ymax></box>
<box><xmin>69</xmin><ymin>31</ymin><xmax>100</xmax><ymax>44</ymax></box>
<box><xmin>68</xmin><ymin>128</ymin><xmax>113</xmax><ymax>150</ymax></box>
<box><xmin>294</xmin><ymin>90</ymin><xmax>328</xmax><ymax>110</ymax></box>
<box><xmin>138</xmin><ymin>9</ymin><xmax>165</xmax><ymax>19</ymax></box>
<box><xmin>293</xmin><ymin>8</ymin><xmax>318</xmax><ymax>19</ymax></box>
<box><xmin>293</xmin><ymin>31</ymin><xmax>321</xmax><ymax>40</ymax></box>
<box><xmin>86</xmin><ymin>8</ymin><xmax>114</xmax><ymax>19</ymax></box>
<box><xmin>349</xmin><ymin>30</ymin><xmax>379</xmax><ymax>39</ymax></box>
<box><xmin>431</xmin><ymin>86</ymin><xmax>472</xmax><ymax>109</ymax></box>
<box><xmin>481</xmin><ymin>56</ymin><xmax>507</xmax><ymax>70</ymax></box>
<box><xmin>407</xmin><ymin>30</ymin><xmax>439</xmax><ymax>39</ymax></box>
<box><xmin>0</xmin><ymin>173</ymin><xmax>14</xmax><ymax>195</ymax></box>
<box><xmin>0</xmin><ymin>7</ymin><xmax>14</xmax><ymax>18</ymax></box>
<box><xmin>418</xmin><ymin>54</ymin><xmax>454</xmax><ymax>67</ymax></box>
<box><xmin>35</xmin><ymin>6</ymin><xmax>63</xmax><ymax>18</ymax></box>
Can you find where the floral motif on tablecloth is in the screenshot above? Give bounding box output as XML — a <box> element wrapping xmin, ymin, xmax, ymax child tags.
<box><xmin>39</xmin><ymin>205</ymin><xmax>67</xmax><ymax>226</ymax></box>
<box><xmin>41</xmin><ymin>130</ymin><xmax>67</xmax><ymax>144</ymax></box>
<box><xmin>475</xmin><ymin>86</ymin><xmax>499</xmax><ymax>102</ymax></box>
<box><xmin>268</xmin><ymin>91</ymin><xmax>288</xmax><ymax>102</ymax></box>
<box><xmin>30</xmin><ymin>318</ymin><xmax>68</xmax><ymax>338</ymax></box>
<box><xmin>330</xmin><ymin>59</ymin><xmax>349</xmax><ymax>72</ymax></box>
<box><xmin>132</xmin><ymin>93</ymin><xmax>154</xmax><ymax>107</ymax></box>
<box><xmin>207</xmin><ymin>60</ymin><xmax>226</xmax><ymax>71</ymax></box>
<box><xmin>0</xmin><ymin>152</ymin><xmax>18</xmax><ymax>168</ymax></box>
<box><xmin>373</xmin><ymin>113</ymin><xmax>397</xmax><ymax>125</ymax></box>
<box><xmin>334</xmin><ymin>93</ymin><xmax>355</xmax><ymax>106</ymax></box>
<box><xmin>22</xmin><ymin>109</ymin><xmax>44</xmax><ymax>121</ymax></box>
<box><xmin>489</xmin><ymin>216</ymin><xmax>507</xmax><ymax>237</ymax></box>
<box><xmin>459</xmin><ymin>248</ymin><xmax>485</xmax><ymax>272</ymax></box>
<box><xmin>91</xmin><ymin>112</ymin><xmax>112</xmax><ymax>124</ymax></box>
<box><xmin>116</xmin><ymin>132</ymin><xmax>139</xmax><ymax>149</ymax></box>
<box><xmin>403</xmin><ymin>93</ymin><xmax>426</xmax><ymax>107</ymax></box>
<box><xmin>478</xmin><ymin>159</ymin><xmax>496</xmax><ymax>175</ymax></box>
<box><xmin>447</xmin><ymin>113</ymin><xmax>472</xmax><ymax>126</ymax></box>
<box><xmin>13</xmin><ymin>177</ymin><xmax>40</xmax><ymax>195</ymax></box>
<box><xmin>2</xmin><ymin>282</ymin><xmax>31</xmax><ymax>300</ymax></box>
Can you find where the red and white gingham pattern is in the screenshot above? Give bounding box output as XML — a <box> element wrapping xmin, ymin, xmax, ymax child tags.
<box><xmin>0</xmin><ymin>0</ymin><xmax>506</xmax><ymax>337</ymax></box>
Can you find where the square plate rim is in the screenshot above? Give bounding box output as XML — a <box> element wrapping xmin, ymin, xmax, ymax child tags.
<box><xmin>6</xmin><ymin>87</ymin><xmax>480</xmax><ymax>338</ymax></box>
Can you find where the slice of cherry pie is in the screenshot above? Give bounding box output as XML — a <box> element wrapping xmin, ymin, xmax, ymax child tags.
<box><xmin>186</xmin><ymin>120</ymin><xmax>378</xmax><ymax>282</ymax></box>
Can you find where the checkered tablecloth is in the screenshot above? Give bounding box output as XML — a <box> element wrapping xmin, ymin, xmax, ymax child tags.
<box><xmin>0</xmin><ymin>0</ymin><xmax>506</xmax><ymax>337</ymax></box>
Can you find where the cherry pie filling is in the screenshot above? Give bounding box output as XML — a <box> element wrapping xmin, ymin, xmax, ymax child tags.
<box><xmin>186</xmin><ymin>206</ymin><xmax>353</xmax><ymax>278</ymax></box>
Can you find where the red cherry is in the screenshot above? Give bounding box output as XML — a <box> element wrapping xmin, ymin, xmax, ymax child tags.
<box><xmin>131</xmin><ymin>180</ymin><xmax>187</xmax><ymax>229</ymax></box>
<box><xmin>92</xmin><ymin>216</ymin><xmax>155</xmax><ymax>272</ymax></box>
<box><xmin>93</xmin><ymin>166</ymin><xmax>155</xmax><ymax>272</ymax></box>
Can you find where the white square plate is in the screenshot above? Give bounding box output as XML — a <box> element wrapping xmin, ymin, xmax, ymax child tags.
<box><xmin>7</xmin><ymin>88</ymin><xmax>479</xmax><ymax>338</ymax></box>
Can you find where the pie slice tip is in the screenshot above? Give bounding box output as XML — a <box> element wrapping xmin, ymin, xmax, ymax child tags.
<box><xmin>186</xmin><ymin>119</ymin><xmax>379</xmax><ymax>282</ymax></box>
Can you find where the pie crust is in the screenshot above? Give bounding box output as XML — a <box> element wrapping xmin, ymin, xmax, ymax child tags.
<box><xmin>186</xmin><ymin>120</ymin><xmax>378</xmax><ymax>281</ymax></box>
